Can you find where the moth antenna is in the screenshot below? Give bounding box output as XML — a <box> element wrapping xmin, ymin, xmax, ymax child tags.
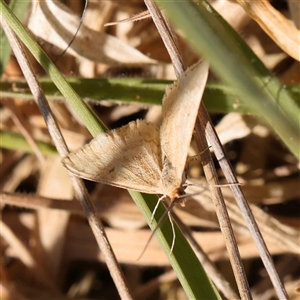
<box><xmin>104</xmin><ymin>10</ymin><xmax>151</xmax><ymax>27</ymax></box>
<box><xmin>54</xmin><ymin>0</ymin><xmax>88</xmax><ymax>62</ymax></box>
<box><xmin>186</xmin><ymin>182</ymin><xmax>242</xmax><ymax>188</ymax></box>
<box><xmin>187</xmin><ymin>146</ymin><xmax>212</xmax><ymax>164</ymax></box>
<box><xmin>185</xmin><ymin>147</ymin><xmax>212</xmax><ymax>183</ymax></box>
<box><xmin>137</xmin><ymin>200</ymin><xmax>176</xmax><ymax>261</ymax></box>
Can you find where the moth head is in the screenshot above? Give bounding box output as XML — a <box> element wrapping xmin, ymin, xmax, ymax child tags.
<box><xmin>167</xmin><ymin>185</ymin><xmax>186</xmax><ymax>205</ymax></box>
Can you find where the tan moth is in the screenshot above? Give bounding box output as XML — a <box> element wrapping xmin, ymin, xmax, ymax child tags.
<box><xmin>62</xmin><ymin>60</ymin><xmax>209</xmax><ymax>249</ymax></box>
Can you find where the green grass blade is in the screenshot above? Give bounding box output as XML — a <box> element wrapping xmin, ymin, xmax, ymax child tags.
<box><xmin>0</xmin><ymin>130</ymin><xmax>57</xmax><ymax>155</ymax></box>
<box><xmin>2</xmin><ymin>78</ymin><xmax>298</xmax><ymax>115</ymax></box>
<box><xmin>0</xmin><ymin>0</ymin><xmax>30</xmax><ymax>76</ymax></box>
<box><xmin>0</xmin><ymin>77</ymin><xmax>168</xmax><ymax>106</ymax></box>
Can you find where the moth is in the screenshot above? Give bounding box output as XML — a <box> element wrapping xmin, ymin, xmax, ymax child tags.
<box><xmin>62</xmin><ymin>60</ymin><xmax>209</xmax><ymax>250</ymax></box>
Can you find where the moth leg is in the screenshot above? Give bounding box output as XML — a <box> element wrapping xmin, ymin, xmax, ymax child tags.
<box><xmin>151</xmin><ymin>195</ymin><xmax>166</xmax><ymax>224</ymax></box>
<box><xmin>168</xmin><ymin>211</ymin><xmax>176</xmax><ymax>255</ymax></box>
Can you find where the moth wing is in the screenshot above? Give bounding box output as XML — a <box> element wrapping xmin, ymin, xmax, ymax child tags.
<box><xmin>160</xmin><ymin>60</ymin><xmax>209</xmax><ymax>188</ymax></box>
<box><xmin>62</xmin><ymin>120</ymin><xmax>163</xmax><ymax>194</ymax></box>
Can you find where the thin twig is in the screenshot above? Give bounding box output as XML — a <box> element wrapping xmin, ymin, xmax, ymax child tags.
<box><xmin>1</xmin><ymin>18</ymin><xmax>133</xmax><ymax>300</ymax></box>
<box><xmin>199</xmin><ymin>109</ymin><xmax>288</xmax><ymax>299</ymax></box>
<box><xmin>171</xmin><ymin>213</ymin><xmax>239</xmax><ymax>299</ymax></box>
<box><xmin>194</xmin><ymin>119</ymin><xmax>252</xmax><ymax>300</ymax></box>
<box><xmin>144</xmin><ymin>0</ymin><xmax>185</xmax><ymax>78</ymax></box>
<box><xmin>105</xmin><ymin>10</ymin><xmax>151</xmax><ymax>27</ymax></box>
<box><xmin>144</xmin><ymin>0</ymin><xmax>251</xmax><ymax>299</ymax></box>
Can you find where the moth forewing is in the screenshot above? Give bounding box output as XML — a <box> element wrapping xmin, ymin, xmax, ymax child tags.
<box><xmin>160</xmin><ymin>60</ymin><xmax>209</xmax><ymax>200</ymax></box>
<box><xmin>62</xmin><ymin>120</ymin><xmax>163</xmax><ymax>194</ymax></box>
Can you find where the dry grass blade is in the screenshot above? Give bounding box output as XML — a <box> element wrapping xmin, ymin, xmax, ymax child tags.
<box><xmin>35</xmin><ymin>157</ymin><xmax>73</xmax><ymax>279</ymax></box>
<box><xmin>1</xmin><ymin>18</ymin><xmax>133</xmax><ymax>300</ymax></box>
<box><xmin>1</xmin><ymin>155</ymin><xmax>38</xmax><ymax>193</ymax></box>
<box><xmin>236</xmin><ymin>0</ymin><xmax>300</xmax><ymax>61</ymax></box>
<box><xmin>27</xmin><ymin>0</ymin><xmax>157</xmax><ymax>66</ymax></box>
<box><xmin>105</xmin><ymin>10</ymin><xmax>151</xmax><ymax>27</ymax></box>
<box><xmin>227</xmin><ymin>201</ymin><xmax>299</xmax><ymax>254</ymax></box>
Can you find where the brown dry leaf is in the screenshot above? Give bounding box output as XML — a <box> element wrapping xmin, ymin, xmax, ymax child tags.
<box><xmin>35</xmin><ymin>157</ymin><xmax>73</xmax><ymax>280</ymax></box>
<box><xmin>184</xmin><ymin>184</ymin><xmax>299</xmax><ymax>255</ymax></box>
<box><xmin>0</xmin><ymin>280</ymin><xmax>28</xmax><ymax>300</ymax></box>
<box><xmin>59</xmin><ymin>129</ymin><xmax>89</xmax><ymax>152</ymax></box>
<box><xmin>77</xmin><ymin>1</ymin><xmax>116</xmax><ymax>77</ymax></box>
<box><xmin>91</xmin><ymin>185</ymin><xmax>147</xmax><ymax>230</ymax></box>
<box><xmin>236</xmin><ymin>0</ymin><xmax>300</xmax><ymax>61</ymax></box>
<box><xmin>225</xmin><ymin>198</ymin><xmax>299</xmax><ymax>254</ymax></box>
<box><xmin>215</xmin><ymin>113</ymin><xmax>257</xmax><ymax>145</ymax></box>
<box><xmin>287</xmin><ymin>0</ymin><xmax>300</xmax><ymax>29</ymax></box>
<box><xmin>27</xmin><ymin>0</ymin><xmax>158</xmax><ymax>66</ymax></box>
